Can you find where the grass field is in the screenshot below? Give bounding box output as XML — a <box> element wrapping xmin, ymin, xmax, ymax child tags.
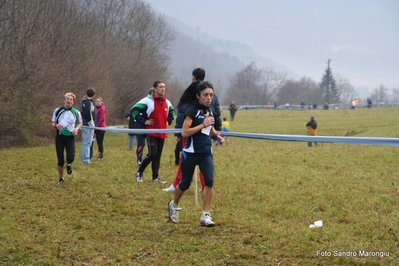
<box><xmin>1</xmin><ymin>107</ymin><xmax>398</xmax><ymax>265</ymax></box>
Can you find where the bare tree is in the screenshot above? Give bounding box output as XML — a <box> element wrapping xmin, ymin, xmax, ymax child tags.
<box><xmin>370</xmin><ymin>85</ymin><xmax>389</xmax><ymax>104</ymax></box>
<box><xmin>0</xmin><ymin>0</ymin><xmax>174</xmax><ymax>147</ymax></box>
<box><xmin>260</xmin><ymin>68</ymin><xmax>286</xmax><ymax>104</ymax></box>
<box><xmin>335</xmin><ymin>75</ymin><xmax>356</xmax><ymax>105</ymax></box>
<box><xmin>164</xmin><ymin>77</ymin><xmax>186</xmax><ymax>108</ymax></box>
<box><xmin>227</xmin><ymin>62</ymin><xmax>285</xmax><ymax>105</ymax></box>
<box><xmin>277</xmin><ymin>77</ymin><xmax>322</xmax><ymax>106</ymax></box>
<box><xmin>87</xmin><ymin>0</ymin><xmax>174</xmax><ymax>116</ymax></box>
<box><xmin>391</xmin><ymin>87</ymin><xmax>399</xmax><ymax>104</ymax></box>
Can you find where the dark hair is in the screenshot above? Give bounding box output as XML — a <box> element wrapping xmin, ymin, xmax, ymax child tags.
<box><xmin>87</xmin><ymin>87</ymin><xmax>96</xmax><ymax>97</ymax></box>
<box><xmin>196</xmin><ymin>81</ymin><xmax>213</xmax><ymax>96</ymax></box>
<box><xmin>148</xmin><ymin>88</ymin><xmax>155</xmax><ymax>95</ymax></box>
<box><xmin>177</xmin><ymin>81</ymin><xmax>213</xmax><ymax>108</ymax></box>
<box><xmin>195</xmin><ymin>81</ymin><xmax>213</xmax><ymax>112</ymax></box>
<box><xmin>153</xmin><ymin>81</ymin><xmax>164</xmax><ymax>88</ymax></box>
<box><xmin>192</xmin><ymin>68</ymin><xmax>205</xmax><ymax>81</ymax></box>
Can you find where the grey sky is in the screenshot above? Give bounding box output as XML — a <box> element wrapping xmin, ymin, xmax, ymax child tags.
<box><xmin>145</xmin><ymin>0</ymin><xmax>399</xmax><ymax>92</ymax></box>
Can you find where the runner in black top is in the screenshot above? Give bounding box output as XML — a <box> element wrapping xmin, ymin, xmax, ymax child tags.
<box><xmin>168</xmin><ymin>81</ymin><xmax>224</xmax><ymax>227</ymax></box>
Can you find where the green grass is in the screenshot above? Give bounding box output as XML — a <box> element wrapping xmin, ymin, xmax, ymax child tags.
<box><xmin>1</xmin><ymin>107</ymin><xmax>398</xmax><ymax>265</ymax></box>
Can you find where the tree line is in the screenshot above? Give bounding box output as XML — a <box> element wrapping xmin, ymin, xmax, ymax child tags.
<box><xmin>0</xmin><ymin>0</ymin><xmax>176</xmax><ymax>147</ymax></box>
<box><xmin>224</xmin><ymin>60</ymin><xmax>397</xmax><ymax>108</ymax></box>
<box><xmin>1</xmin><ymin>0</ymin><xmax>396</xmax><ymax>148</ymax></box>
<box><xmin>224</xmin><ymin>61</ymin><xmax>329</xmax><ymax>106</ymax></box>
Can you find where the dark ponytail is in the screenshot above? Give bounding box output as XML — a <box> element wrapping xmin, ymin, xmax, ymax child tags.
<box><xmin>177</xmin><ymin>81</ymin><xmax>214</xmax><ymax>108</ymax></box>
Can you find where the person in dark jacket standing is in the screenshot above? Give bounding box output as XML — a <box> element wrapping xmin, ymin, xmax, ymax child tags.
<box><xmin>306</xmin><ymin>116</ymin><xmax>319</xmax><ymax>147</ymax></box>
<box><xmin>174</xmin><ymin>68</ymin><xmax>221</xmax><ymax>132</ymax></box>
<box><xmin>228</xmin><ymin>101</ymin><xmax>238</xmax><ymax>121</ymax></box>
<box><xmin>80</xmin><ymin>88</ymin><xmax>96</xmax><ymax>165</ymax></box>
<box><xmin>132</xmin><ymin>81</ymin><xmax>174</xmax><ymax>183</ymax></box>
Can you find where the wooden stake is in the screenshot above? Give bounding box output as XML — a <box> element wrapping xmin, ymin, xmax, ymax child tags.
<box><xmin>194</xmin><ymin>166</ymin><xmax>199</xmax><ymax>207</ymax></box>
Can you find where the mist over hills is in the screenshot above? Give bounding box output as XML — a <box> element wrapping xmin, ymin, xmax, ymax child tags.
<box><xmin>165</xmin><ymin>16</ymin><xmax>297</xmax><ymax>101</ymax></box>
<box><xmin>147</xmin><ymin>0</ymin><xmax>399</xmax><ymax>102</ymax></box>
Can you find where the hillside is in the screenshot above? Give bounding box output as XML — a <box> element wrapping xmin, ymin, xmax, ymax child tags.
<box><xmin>164</xmin><ymin>15</ymin><xmax>297</xmax><ymax>101</ymax></box>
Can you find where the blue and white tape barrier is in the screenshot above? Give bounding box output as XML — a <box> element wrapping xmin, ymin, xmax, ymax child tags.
<box><xmin>85</xmin><ymin>126</ymin><xmax>399</xmax><ymax>147</ymax></box>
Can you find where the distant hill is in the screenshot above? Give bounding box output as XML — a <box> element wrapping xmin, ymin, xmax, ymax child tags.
<box><xmin>164</xmin><ymin>15</ymin><xmax>297</xmax><ymax>100</ymax></box>
<box><xmin>169</xmin><ymin>30</ymin><xmax>243</xmax><ymax>96</ymax></box>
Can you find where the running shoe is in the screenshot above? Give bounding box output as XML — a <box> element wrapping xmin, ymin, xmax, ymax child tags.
<box><xmin>153</xmin><ymin>177</ymin><xmax>167</xmax><ymax>184</ymax></box>
<box><xmin>168</xmin><ymin>200</ymin><xmax>181</xmax><ymax>223</ymax></box>
<box><xmin>200</xmin><ymin>213</ymin><xmax>215</xmax><ymax>227</ymax></box>
<box><xmin>135</xmin><ymin>172</ymin><xmax>143</xmax><ymax>183</ymax></box>
<box><xmin>66</xmin><ymin>164</ymin><xmax>72</xmax><ymax>175</ymax></box>
<box><xmin>56</xmin><ymin>177</ymin><xmax>64</xmax><ymax>185</ymax></box>
<box><xmin>162</xmin><ymin>184</ymin><xmax>175</xmax><ymax>192</ymax></box>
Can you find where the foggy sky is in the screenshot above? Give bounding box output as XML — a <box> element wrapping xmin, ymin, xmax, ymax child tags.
<box><xmin>145</xmin><ymin>0</ymin><xmax>399</xmax><ymax>92</ymax></box>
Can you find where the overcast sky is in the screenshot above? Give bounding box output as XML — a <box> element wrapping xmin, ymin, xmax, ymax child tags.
<box><xmin>145</xmin><ymin>0</ymin><xmax>399</xmax><ymax>93</ymax></box>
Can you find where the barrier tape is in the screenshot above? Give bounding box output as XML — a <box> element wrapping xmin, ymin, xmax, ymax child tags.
<box><xmin>85</xmin><ymin>126</ymin><xmax>399</xmax><ymax>147</ymax></box>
